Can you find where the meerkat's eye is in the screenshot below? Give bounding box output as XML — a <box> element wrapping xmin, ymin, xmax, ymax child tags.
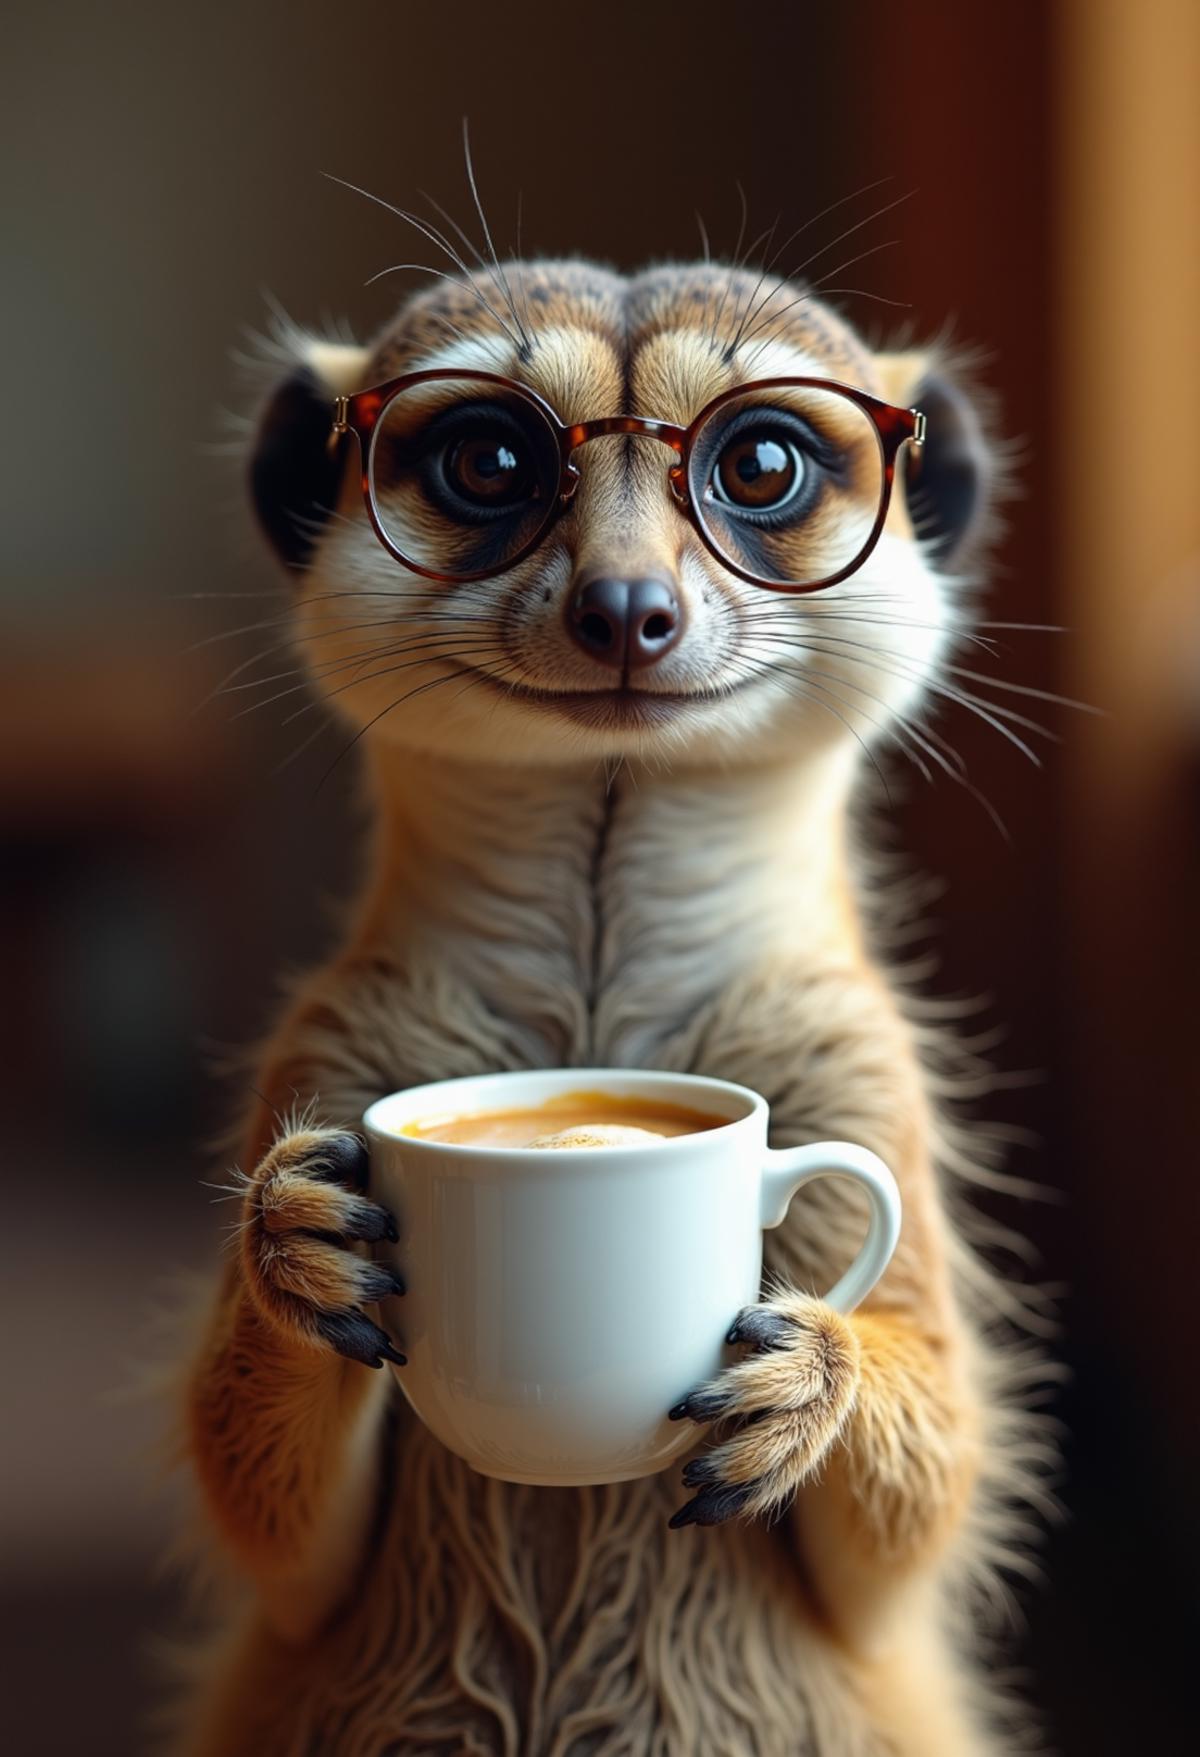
<box><xmin>711</xmin><ymin>430</ymin><xmax>806</xmax><ymax>511</ymax></box>
<box><xmin>370</xmin><ymin>386</ymin><xmax>562</xmax><ymax>571</ymax></box>
<box><xmin>691</xmin><ymin>396</ymin><xmax>869</xmax><ymax>581</ymax></box>
<box><xmin>444</xmin><ymin>431</ymin><xmax>537</xmax><ymax>507</ymax></box>
<box><xmin>700</xmin><ymin>404</ymin><xmax>841</xmax><ymax>524</ymax></box>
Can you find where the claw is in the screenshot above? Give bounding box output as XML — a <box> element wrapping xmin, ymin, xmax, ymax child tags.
<box><xmin>337</xmin><ymin>1195</ymin><xmax>400</xmax><ymax>1244</ymax></box>
<box><xmin>308</xmin><ymin>1133</ymin><xmax>369</xmax><ymax>1189</ymax></box>
<box><xmin>668</xmin><ymin>1480</ymin><xmax>754</xmax><ymax>1529</ymax></box>
<box><xmin>309</xmin><ymin>1137</ymin><xmax>398</xmax><ymax>1243</ymax></box>
<box><xmin>357</xmin><ymin>1261</ymin><xmax>406</xmax><ymax>1302</ymax></box>
<box><xmin>668</xmin><ymin>1385</ymin><xmax>729</xmax><ymax>1424</ymax></box>
<box><xmin>726</xmin><ymin>1306</ymin><xmax>794</xmax><ymax>1350</ymax></box>
<box><xmin>315</xmin><ymin>1307</ymin><xmax>406</xmax><ymax>1369</ymax></box>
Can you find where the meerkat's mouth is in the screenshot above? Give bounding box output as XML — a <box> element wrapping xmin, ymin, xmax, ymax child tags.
<box><xmin>457</xmin><ymin>665</ymin><xmax>758</xmax><ymax>730</ymax></box>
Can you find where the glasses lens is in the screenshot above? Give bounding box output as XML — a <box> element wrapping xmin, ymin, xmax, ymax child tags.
<box><xmin>368</xmin><ymin>377</ymin><xmax>560</xmax><ymax>579</ymax></box>
<box><xmin>689</xmin><ymin>386</ymin><xmax>886</xmax><ymax>589</ymax></box>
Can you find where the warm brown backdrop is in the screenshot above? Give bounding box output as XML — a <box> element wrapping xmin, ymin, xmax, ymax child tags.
<box><xmin>3</xmin><ymin>3</ymin><xmax>1197</xmax><ymax>1752</ymax></box>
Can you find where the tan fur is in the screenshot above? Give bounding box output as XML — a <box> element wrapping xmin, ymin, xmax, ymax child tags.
<box><xmin>170</xmin><ymin>259</ymin><xmax>1049</xmax><ymax>1754</ymax></box>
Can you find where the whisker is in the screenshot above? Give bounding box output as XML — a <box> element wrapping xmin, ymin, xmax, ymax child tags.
<box><xmin>199</xmin><ymin>614</ymin><xmax>448</xmax><ymax>695</ymax></box>
<box><xmin>976</xmin><ymin>622</ymin><xmax>1068</xmax><ymax>634</ymax></box>
<box><xmin>441</xmin><ymin>654</ymin><xmax>526</xmax><ymax>717</ymax></box>
<box><xmin>738</xmin><ymin>618</ymin><xmax>1055</xmax><ymax>750</ymax></box>
<box><xmin>864</xmin><ymin>695</ymin><xmax>1011</xmax><ymax>836</ymax></box>
<box><xmin>727</xmin><ymin>648</ymin><xmax>895</xmax><ymax>802</ymax></box>
<box><xmin>283</xmin><ymin>642</ymin><xmax>508</xmax><ymax>724</ymax></box>
<box><xmin>324</xmin><ymin>172</ymin><xmax>523</xmax><ymax>353</ymax></box>
<box><xmin>215</xmin><ymin>626</ymin><xmax>491</xmax><ymax>713</ymax></box>
<box><xmin>461</xmin><ymin>118</ymin><xmax>533</xmax><ymax>358</ymax></box>
<box><xmin>218</xmin><ymin>621</ymin><xmax>503</xmax><ymax>701</ymax></box>
<box><xmin>736</xmin><ymin>238</ymin><xmax>900</xmax><ymax>365</ymax></box>
<box><xmin>722</xmin><ymin>213</ymin><xmax>783</xmax><ymax>359</ymax></box>
<box><xmin>940</xmin><ymin>663</ymin><xmax>1098</xmax><ymax>715</ymax></box>
<box><xmin>417</xmin><ymin>185</ymin><xmax>504</xmax><ymax>295</ymax></box>
<box><xmin>810</xmin><ymin>286</ymin><xmax>912</xmax><ymax>310</ymax></box>
<box><xmin>272</xmin><ymin>714</ymin><xmax>336</xmax><ymax>777</ymax></box>
<box><xmin>898</xmin><ymin>714</ymin><xmax>1012</xmax><ymax>838</ymax></box>
<box><xmin>743</xmin><ymin>642</ymin><xmax>924</xmax><ymax>783</ymax></box>
<box><xmin>729</xmin><ymin>188</ymin><xmax>764</xmax><ymax>273</ymax></box>
<box><xmin>740</xmin><ymin>604</ymin><xmax>999</xmax><ymax>656</ymax></box>
<box><xmin>788</xmin><ymin>188</ymin><xmax>914</xmax><ymax>285</ymax></box>
<box><xmin>419</xmin><ymin>175</ymin><xmax>531</xmax><ymax>358</ymax></box>
<box><xmin>741</xmin><ymin>639</ymin><xmax>1011</xmax><ymax>835</ymax></box>
<box><xmin>232</xmin><ymin>634</ymin><xmax>507</xmax><ymax>720</ymax></box>
<box><xmin>315</xmin><ymin>658</ymin><xmax>518</xmax><ymax>795</ymax></box>
<box><xmin>193</xmin><ymin>601</ymin><xmax>502</xmax><ymax>679</ymax></box>
<box><xmin>727</xmin><ymin>177</ymin><xmax>901</xmax><ymax>352</ymax></box>
<box><xmin>807</xmin><ymin>237</ymin><xmax>903</xmax><ymax>298</ymax></box>
<box><xmin>743</xmin><ymin>620</ymin><xmax>989</xmax><ymax>666</ymax></box>
<box><xmin>511</xmin><ymin>187</ymin><xmax>536</xmax><ymax>343</ymax></box>
<box><xmin>707</xmin><ymin>180</ymin><xmax>750</xmax><ymax>347</ymax></box>
<box><xmin>775</xmin><ymin>635</ymin><xmax>1052</xmax><ymax>761</ymax></box>
<box><xmin>361</xmin><ymin>259</ymin><xmax>518</xmax><ymax>354</ymax></box>
<box><xmin>749</xmin><ymin>177</ymin><xmax>895</xmax><ymax>298</ymax></box>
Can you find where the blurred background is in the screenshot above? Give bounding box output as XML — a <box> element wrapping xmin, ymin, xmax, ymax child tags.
<box><xmin>2</xmin><ymin>1</ymin><xmax>1197</xmax><ymax>1751</ymax></box>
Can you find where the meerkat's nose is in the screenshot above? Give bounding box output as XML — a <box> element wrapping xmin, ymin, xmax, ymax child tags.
<box><xmin>567</xmin><ymin>576</ymin><xmax>682</xmax><ymax>671</ymax></box>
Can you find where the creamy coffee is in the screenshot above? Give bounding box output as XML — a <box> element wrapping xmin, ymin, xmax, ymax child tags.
<box><xmin>401</xmin><ymin>1088</ymin><xmax>728</xmax><ymax>1148</ymax></box>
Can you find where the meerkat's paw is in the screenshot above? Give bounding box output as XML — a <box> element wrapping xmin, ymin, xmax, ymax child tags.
<box><xmin>667</xmin><ymin>1293</ymin><xmax>860</xmax><ymax>1528</ymax></box>
<box><xmin>239</xmin><ymin>1127</ymin><xmax>406</xmax><ymax>1369</ymax></box>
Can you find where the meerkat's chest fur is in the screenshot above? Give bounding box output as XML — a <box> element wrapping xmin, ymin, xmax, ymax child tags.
<box><xmin>354</xmin><ymin>750</ymin><xmax>855</xmax><ymax>1076</ymax></box>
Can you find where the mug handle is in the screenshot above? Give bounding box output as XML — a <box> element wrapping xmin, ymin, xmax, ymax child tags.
<box><xmin>760</xmin><ymin>1142</ymin><xmax>902</xmax><ymax>1314</ymax></box>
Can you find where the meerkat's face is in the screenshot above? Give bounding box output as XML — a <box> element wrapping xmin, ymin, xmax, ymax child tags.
<box><xmin>250</xmin><ymin>262</ymin><xmax>990</xmax><ymax>770</ymax></box>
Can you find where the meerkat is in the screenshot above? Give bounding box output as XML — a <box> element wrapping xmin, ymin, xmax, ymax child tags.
<box><xmin>175</xmin><ymin>250</ymin><xmax>1048</xmax><ymax>1757</ymax></box>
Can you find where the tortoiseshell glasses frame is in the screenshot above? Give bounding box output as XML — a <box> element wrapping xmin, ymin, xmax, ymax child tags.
<box><xmin>329</xmin><ymin>370</ymin><xmax>926</xmax><ymax>595</ymax></box>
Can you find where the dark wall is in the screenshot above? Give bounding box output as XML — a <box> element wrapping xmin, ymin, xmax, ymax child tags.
<box><xmin>2</xmin><ymin>4</ymin><xmax>1195</xmax><ymax>1753</ymax></box>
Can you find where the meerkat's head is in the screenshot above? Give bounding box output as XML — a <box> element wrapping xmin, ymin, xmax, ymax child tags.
<box><xmin>248</xmin><ymin>260</ymin><xmax>992</xmax><ymax>771</ymax></box>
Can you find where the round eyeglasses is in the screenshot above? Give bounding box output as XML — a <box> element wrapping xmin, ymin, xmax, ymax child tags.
<box><xmin>329</xmin><ymin>370</ymin><xmax>925</xmax><ymax>595</ymax></box>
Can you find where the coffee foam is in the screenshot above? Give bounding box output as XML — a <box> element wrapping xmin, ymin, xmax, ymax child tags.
<box><xmin>527</xmin><ymin>1124</ymin><xmax>669</xmax><ymax>1150</ymax></box>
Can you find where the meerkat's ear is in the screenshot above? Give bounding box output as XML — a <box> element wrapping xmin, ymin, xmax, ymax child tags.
<box><xmin>248</xmin><ymin>334</ymin><xmax>369</xmax><ymax>572</ymax></box>
<box><xmin>875</xmin><ymin>349</ymin><xmax>997</xmax><ymax>568</ymax></box>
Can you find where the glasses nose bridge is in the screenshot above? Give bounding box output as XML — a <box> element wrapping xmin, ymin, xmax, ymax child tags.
<box><xmin>564</xmin><ymin>415</ymin><xmax>686</xmax><ymax>459</ymax></box>
<box><xmin>562</xmin><ymin>417</ymin><xmax>689</xmax><ymax>508</ymax></box>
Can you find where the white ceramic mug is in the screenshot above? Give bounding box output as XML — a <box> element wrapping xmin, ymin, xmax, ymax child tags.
<box><xmin>363</xmin><ymin>1068</ymin><xmax>901</xmax><ymax>1487</ymax></box>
